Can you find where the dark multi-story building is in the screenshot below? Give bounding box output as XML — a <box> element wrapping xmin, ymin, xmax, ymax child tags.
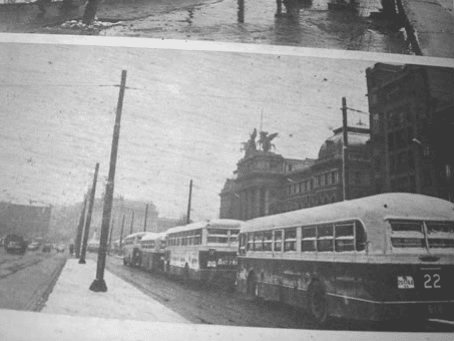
<box><xmin>220</xmin><ymin>126</ymin><xmax>373</xmax><ymax>220</ymax></box>
<box><xmin>0</xmin><ymin>202</ymin><xmax>52</xmax><ymax>238</ymax></box>
<box><xmin>366</xmin><ymin>63</ymin><xmax>454</xmax><ymax>201</ymax></box>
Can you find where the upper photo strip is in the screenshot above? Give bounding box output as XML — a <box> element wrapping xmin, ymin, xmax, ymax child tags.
<box><xmin>1</xmin><ymin>0</ymin><xmax>453</xmax><ymax>58</ymax></box>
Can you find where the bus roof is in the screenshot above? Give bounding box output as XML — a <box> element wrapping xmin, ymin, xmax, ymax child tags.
<box><xmin>166</xmin><ymin>219</ymin><xmax>244</xmax><ymax>235</ymax></box>
<box><xmin>124</xmin><ymin>232</ymin><xmax>147</xmax><ymax>240</ymax></box>
<box><xmin>140</xmin><ymin>232</ymin><xmax>165</xmax><ymax>242</ymax></box>
<box><xmin>242</xmin><ymin>193</ymin><xmax>454</xmax><ymax>250</ymax></box>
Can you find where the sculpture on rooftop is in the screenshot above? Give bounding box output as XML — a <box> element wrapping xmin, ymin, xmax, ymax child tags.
<box><xmin>241</xmin><ymin>128</ymin><xmax>257</xmax><ymax>156</ymax></box>
<box><xmin>258</xmin><ymin>131</ymin><xmax>278</xmax><ymax>152</ymax></box>
<box><xmin>242</xmin><ymin>129</ymin><xmax>278</xmax><ymax>155</ymax></box>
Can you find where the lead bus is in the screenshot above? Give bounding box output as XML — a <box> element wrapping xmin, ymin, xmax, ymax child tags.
<box><xmin>123</xmin><ymin>232</ymin><xmax>147</xmax><ymax>267</ymax></box>
<box><xmin>237</xmin><ymin>193</ymin><xmax>454</xmax><ymax>324</ymax></box>
<box><xmin>164</xmin><ymin>219</ymin><xmax>242</xmax><ymax>288</ymax></box>
<box><xmin>140</xmin><ymin>232</ymin><xmax>166</xmax><ymax>272</ymax></box>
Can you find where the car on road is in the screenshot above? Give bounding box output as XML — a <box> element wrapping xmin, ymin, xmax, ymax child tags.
<box><xmin>27</xmin><ymin>241</ymin><xmax>41</xmax><ymax>251</ymax></box>
<box><xmin>56</xmin><ymin>244</ymin><xmax>65</xmax><ymax>253</ymax></box>
<box><xmin>4</xmin><ymin>234</ymin><xmax>27</xmax><ymax>254</ymax></box>
<box><xmin>42</xmin><ymin>243</ymin><xmax>52</xmax><ymax>253</ymax></box>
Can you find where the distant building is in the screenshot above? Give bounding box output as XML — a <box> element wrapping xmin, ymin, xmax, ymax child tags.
<box><xmin>281</xmin><ymin>126</ymin><xmax>372</xmax><ymax>213</ymax></box>
<box><xmin>366</xmin><ymin>63</ymin><xmax>454</xmax><ymax>201</ymax></box>
<box><xmin>0</xmin><ymin>202</ymin><xmax>52</xmax><ymax>238</ymax></box>
<box><xmin>89</xmin><ymin>197</ymin><xmax>159</xmax><ymax>241</ymax></box>
<box><xmin>219</xmin><ymin>126</ymin><xmax>373</xmax><ymax>220</ymax></box>
<box><xmin>157</xmin><ymin>217</ymin><xmax>184</xmax><ymax>232</ymax></box>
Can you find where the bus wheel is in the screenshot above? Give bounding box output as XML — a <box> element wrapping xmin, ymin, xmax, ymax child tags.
<box><xmin>308</xmin><ymin>281</ymin><xmax>328</xmax><ymax>325</ymax></box>
<box><xmin>247</xmin><ymin>272</ymin><xmax>258</xmax><ymax>298</ymax></box>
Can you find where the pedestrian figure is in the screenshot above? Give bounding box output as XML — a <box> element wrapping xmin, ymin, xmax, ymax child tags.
<box><xmin>36</xmin><ymin>0</ymin><xmax>52</xmax><ymax>17</ymax></box>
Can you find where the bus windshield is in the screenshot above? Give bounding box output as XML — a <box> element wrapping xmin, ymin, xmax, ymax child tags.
<box><xmin>207</xmin><ymin>228</ymin><xmax>240</xmax><ymax>245</ymax></box>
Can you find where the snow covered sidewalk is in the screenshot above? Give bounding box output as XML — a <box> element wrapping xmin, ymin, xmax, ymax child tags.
<box><xmin>41</xmin><ymin>258</ymin><xmax>190</xmax><ymax>323</ymax></box>
<box><xmin>400</xmin><ymin>0</ymin><xmax>454</xmax><ymax>58</ymax></box>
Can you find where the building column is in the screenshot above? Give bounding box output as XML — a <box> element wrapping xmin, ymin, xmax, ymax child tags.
<box><xmin>255</xmin><ymin>187</ymin><xmax>261</xmax><ymax>218</ymax></box>
<box><xmin>264</xmin><ymin>188</ymin><xmax>270</xmax><ymax>216</ymax></box>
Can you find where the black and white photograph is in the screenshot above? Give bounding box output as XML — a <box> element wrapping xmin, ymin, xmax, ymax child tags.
<box><xmin>0</xmin><ymin>37</ymin><xmax>453</xmax><ymax>340</ymax></box>
<box><xmin>0</xmin><ymin>0</ymin><xmax>453</xmax><ymax>58</ymax></box>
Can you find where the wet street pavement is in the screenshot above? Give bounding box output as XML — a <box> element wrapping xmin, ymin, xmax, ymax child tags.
<box><xmin>101</xmin><ymin>0</ymin><xmax>410</xmax><ymax>53</ymax></box>
<box><xmin>0</xmin><ymin>248</ymin><xmax>67</xmax><ymax>311</ymax></box>
<box><xmin>0</xmin><ymin>0</ymin><xmax>411</xmax><ymax>54</ymax></box>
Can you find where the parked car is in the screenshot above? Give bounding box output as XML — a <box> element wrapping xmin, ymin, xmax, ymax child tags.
<box><xmin>27</xmin><ymin>241</ymin><xmax>41</xmax><ymax>251</ymax></box>
<box><xmin>4</xmin><ymin>234</ymin><xmax>27</xmax><ymax>254</ymax></box>
<box><xmin>42</xmin><ymin>243</ymin><xmax>52</xmax><ymax>252</ymax></box>
<box><xmin>56</xmin><ymin>244</ymin><xmax>65</xmax><ymax>253</ymax></box>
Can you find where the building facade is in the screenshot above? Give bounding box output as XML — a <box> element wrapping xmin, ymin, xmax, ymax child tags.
<box><xmin>366</xmin><ymin>63</ymin><xmax>454</xmax><ymax>201</ymax></box>
<box><xmin>0</xmin><ymin>202</ymin><xmax>52</xmax><ymax>239</ymax></box>
<box><xmin>281</xmin><ymin>126</ymin><xmax>372</xmax><ymax>213</ymax></box>
<box><xmin>220</xmin><ymin>126</ymin><xmax>373</xmax><ymax>220</ymax></box>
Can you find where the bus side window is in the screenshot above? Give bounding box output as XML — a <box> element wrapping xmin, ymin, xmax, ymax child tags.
<box><xmin>247</xmin><ymin>233</ymin><xmax>253</xmax><ymax>251</ymax></box>
<box><xmin>274</xmin><ymin>230</ymin><xmax>282</xmax><ymax>252</ymax></box>
<box><xmin>355</xmin><ymin>221</ymin><xmax>367</xmax><ymax>251</ymax></box>
<box><xmin>284</xmin><ymin>228</ymin><xmax>297</xmax><ymax>252</ymax></box>
<box><xmin>255</xmin><ymin>232</ymin><xmax>264</xmax><ymax>251</ymax></box>
<box><xmin>301</xmin><ymin>226</ymin><xmax>316</xmax><ymax>252</ymax></box>
<box><xmin>263</xmin><ymin>231</ymin><xmax>272</xmax><ymax>251</ymax></box>
<box><xmin>317</xmin><ymin>224</ymin><xmax>334</xmax><ymax>252</ymax></box>
<box><xmin>334</xmin><ymin>223</ymin><xmax>355</xmax><ymax>252</ymax></box>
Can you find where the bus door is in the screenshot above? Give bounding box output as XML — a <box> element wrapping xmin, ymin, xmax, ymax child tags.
<box><xmin>206</xmin><ymin>249</ymin><xmax>217</xmax><ymax>268</ymax></box>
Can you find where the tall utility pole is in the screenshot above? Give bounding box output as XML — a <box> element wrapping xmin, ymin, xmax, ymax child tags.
<box><xmin>187</xmin><ymin>179</ymin><xmax>193</xmax><ymax>224</ymax></box>
<box><xmin>120</xmin><ymin>214</ymin><xmax>126</xmax><ymax>249</ymax></box>
<box><xmin>90</xmin><ymin>70</ymin><xmax>127</xmax><ymax>292</ymax></box>
<box><xmin>79</xmin><ymin>163</ymin><xmax>100</xmax><ymax>264</ymax></box>
<box><xmin>74</xmin><ymin>192</ymin><xmax>88</xmax><ymax>258</ymax></box>
<box><xmin>107</xmin><ymin>218</ymin><xmax>115</xmax><ymax>255</ymax></box>
<box><xmin>129</xmin><ymin>209</ymin><xmax>135</xmax><ymax>235</ymax></box>
<box><xmin>143</xmin><ymin>204</ymin><xmax>149</xmax><ymax>232</ymax></box>
<box><xmin>342</xmin><ymin>97</ymin><xmax>349</xmax><ymax>201</ymax></box>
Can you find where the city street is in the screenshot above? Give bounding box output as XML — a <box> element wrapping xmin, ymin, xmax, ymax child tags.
<box><xmin>99</xmin><ymin>254</ymin><xmax>454</xmax><ymax>332</ymax></box>
<box><xmin>0</xmin><ymin>248</ymin><xmax>67</xmax><ymax>311</ymax></box>
<box><xmin>0</xmin><ymin>0</ymin><xmax>410</xmax><ymax>53</ymax></box>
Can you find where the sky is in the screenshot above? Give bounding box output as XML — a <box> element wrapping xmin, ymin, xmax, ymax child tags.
<box><xmin>0</xmin><ymin>42</ymin><xmax>375</xmax><ymax>220</ymax></box>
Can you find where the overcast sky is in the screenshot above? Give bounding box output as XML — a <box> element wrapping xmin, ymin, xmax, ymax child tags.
<box><xmin>0</xmin><ymin>42</ymin><xmax>375</xmax><ymax>220</ymax></box>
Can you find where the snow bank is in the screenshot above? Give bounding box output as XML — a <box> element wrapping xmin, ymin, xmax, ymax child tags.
<box><xmin>42</xmin><ymin>258</ymin><xmax>189</xmax><ymax>323</ymax></box>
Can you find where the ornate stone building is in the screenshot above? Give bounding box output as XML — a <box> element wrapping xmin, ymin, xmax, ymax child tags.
<box><xmin>220</xmin><ymin>126</ymin><xmax>373</xmax><ymax>220</ymax></box>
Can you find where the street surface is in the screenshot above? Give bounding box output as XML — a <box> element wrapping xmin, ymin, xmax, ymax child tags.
<box><xmin>100</xmin><ymin>254</ymin><xmax>454</xmax><ymax>332</ymax></box>
<box><xmin>0</xmin><ymin>0</ymin><xmax>410</xmax><ymax>54</ymax></box>
<box><xmin>102</xmin><ymin>0</ymin><xmax>409</xmax><ymax>53</ymax></box>
<box><xmin>0</xmin><ymin>248</ymin><xmax>67</xmax><ymax>311</ymax></box>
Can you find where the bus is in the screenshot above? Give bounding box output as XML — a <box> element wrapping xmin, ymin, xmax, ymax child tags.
<box><xmin>237</xmin><ymin>193</ymin><xmax>454</xmax><ymax>324</ymax></box>
<box><xmin>140</xmin><ymin>232</ymin><xmax>166</xmax><ymax>272</ymax></box>
<box><xmin>123</xmin><ymin>232</ymin><xmax>147</xmax><ymax>267</ymax></box>
<box><xmin>164</xmin><ymin>219</ymin><xmax>243</xmax><ymax>287</ymax></box>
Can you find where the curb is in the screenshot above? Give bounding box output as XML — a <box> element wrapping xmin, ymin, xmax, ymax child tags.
<box><xmin>30</xmin><ymin>256</ymin><xmax>68</xmax><ymax>312</ymax></box>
